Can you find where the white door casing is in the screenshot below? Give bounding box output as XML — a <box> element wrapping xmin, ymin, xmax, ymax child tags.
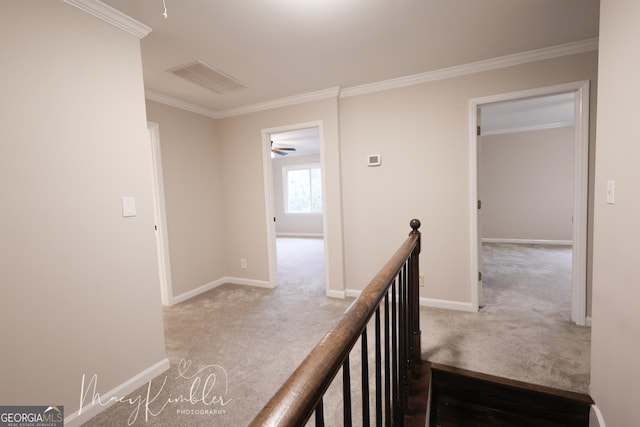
<box><xmin>469</xmin><ymin>81</ymin><xmax>590</xmax><ymax>325</ymax></box>
<box><xmin>476</xmin><ymin>108</ymin><xmax>484</xmax><ymax>308</ymax></box>
<box><xmin>261</xmin><ymin>121</ymin><xmax>332</xmax><ymax>296</ymax></box>
<box><xmin>148</xmin><ymin>122</ymin><xmax>174</xmax><ymax>306</ymax></box>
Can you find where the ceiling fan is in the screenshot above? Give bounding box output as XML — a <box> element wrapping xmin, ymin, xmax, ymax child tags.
<box><xmin>271</xmin><ymin>140</ymin><xmax>297</xmax><ymax>156</ymax></box>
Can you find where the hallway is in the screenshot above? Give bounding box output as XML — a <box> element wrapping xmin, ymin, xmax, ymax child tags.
<box><xmin>85</xmin><ymin>238</ymin><xmax>590</xmax><ymax>426</ymax></box>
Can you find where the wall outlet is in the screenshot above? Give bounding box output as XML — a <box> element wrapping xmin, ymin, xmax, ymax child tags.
<box><xmin>240</xmin><ymin>258</ymin><xmax>247</xmax><ymax>269</ymax></box>
<box><xmin>419</xmin><ymin>275</ymin><xmax>425</xmax><ymax>287</ymax></box>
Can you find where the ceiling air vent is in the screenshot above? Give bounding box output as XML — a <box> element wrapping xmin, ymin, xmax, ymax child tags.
<box><xmin>169</xmin><ymin>61</ymin><xmax>245</xmax><ymax>94</ymax></box>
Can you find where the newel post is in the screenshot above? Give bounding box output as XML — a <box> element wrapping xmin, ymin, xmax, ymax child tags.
<box><xmin>409</xmin><ymin>219</ymin><xmax>422</xmax><ymax>369</ymax></box>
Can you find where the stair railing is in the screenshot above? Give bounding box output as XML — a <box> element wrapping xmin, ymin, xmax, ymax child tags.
<box><xmin>249</xmin><ymin>219</ymin><xmax>422</xmax><ymax>427</ymax></box>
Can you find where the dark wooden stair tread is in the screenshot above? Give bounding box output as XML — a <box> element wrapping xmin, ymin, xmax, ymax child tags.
<box><xmin>428</xmin><ymin>362</ymin><xmax>593</xmax><ymax>427</ymax></box>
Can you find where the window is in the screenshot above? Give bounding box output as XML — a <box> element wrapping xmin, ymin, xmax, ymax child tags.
<box><xmin>283</xmin><ymin>164</ymin><xmax>322</xmax><ymax>214</ymax></box>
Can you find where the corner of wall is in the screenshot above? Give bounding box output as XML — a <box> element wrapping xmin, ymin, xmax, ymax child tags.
<box><xmin>589</xmin><ymin>404</ymin><xmax>606</xmax><ymax>427</ymax></box>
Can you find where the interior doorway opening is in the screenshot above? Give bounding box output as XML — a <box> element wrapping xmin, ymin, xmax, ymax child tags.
<box><xmin>261</xmin><ymin>122</ymin><xmax>330</xmax><ymax>294</ymax></box>
<box><xmin>470</xmin><ymin>81</ymin><xmax>590</xmax><ymax>325</ymax></box>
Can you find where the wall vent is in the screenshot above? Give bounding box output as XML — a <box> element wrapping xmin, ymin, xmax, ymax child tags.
<box><xmin>169</xmin><ymin>61</ymin><xmax>245</xmax><ymax>94</ymax></box>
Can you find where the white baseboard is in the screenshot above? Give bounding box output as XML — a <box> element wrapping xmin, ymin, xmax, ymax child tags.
<box><xmin>276</xmin><ymin>233</ymin><xmax>324</xmax><ymax>238</ymax></box>
<box><xmin>171</xmin><ymin>277</ymin><xmax>274</xmax><ymax>305</ymax></box>
<box><xmin>482</xmin><ymin>238</ymin><xmax>573</xmax><ymax>246</ymax></box>
<box><xmin>64</xmin><ymin>358</ymin><xmax>170</xmax><ymax>427</ymax></box>
<box><xmin>345</xmin><ymin>289</ymin><xmax>362</xmax><ymax>298</ymax></box>
<box><xmin>586</xmin><ymin>316</ymin><xmax>592</xmax><ymax>327</ymax></box>
<box><xmin>590</xmin><ymin>404</ymin><xmax>606</xmax><ymax>427</ymax></box>
<box><xmin>225</xmin><ymin>276</ymin><xmax>274</xmax><ymax>289</ymax></box>
<box><xmin>344</xmin><ymin>290</ymin><xmax>475</xmax><ymax>313</ymax></box>
<box><xmin>419</xmin><ymin>297</ymin><xmax>476</xmax><ymax>312</ymax></box>
<box><xmin>326</xmin><ymin>289</ymin><xmax>346</xmax><ymax>299</ymax></box>
<box><xmin>171</xmin><ymin>278</ymin><xmax>226</xmax><ymax>305</ymax></box>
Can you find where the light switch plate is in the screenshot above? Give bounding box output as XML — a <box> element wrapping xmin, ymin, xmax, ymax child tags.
<box><xmin>606</xmin><ymin>180</ymin><xmax>615</xmax><ymax>204</ymax></box>
<box><xmin>122</xmin><ymin>196</ymin><xmax>137</xmax><ymax>217</ymax></box>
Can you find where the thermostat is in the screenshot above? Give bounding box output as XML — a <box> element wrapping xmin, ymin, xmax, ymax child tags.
<box><xmin>367</xmin><ymin>154</ymin><xmax>381</xmax><ymax>167</ymax></box>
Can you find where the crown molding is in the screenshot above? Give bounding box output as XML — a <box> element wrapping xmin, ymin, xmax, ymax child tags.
<box><xmin>340</xmin><ymin>38</ymin><xmax>599</xmax><ymax>98</ymax></box>
<box><xmin>145</xmin><ymin>90</ymin><xmax>220</xmax><ymax>118</ymax></box>
<box><xmin>145</xmin><ymin>38</ymin><xmax>598</xmax><ymax>119</ymax></box>
<box><xmin>215</xmin><ymin>87</ymin><xmax>341</xmax><ymax>118</ymax></box>
<box><xmin>64</xmin><ymin>0</ymin><xmax>152</xmax><ymax>39</ymax></box>
<box><xmin>146</xmin><ymin>87</ymin><xmax>341</xmax><ymax>119</ymax></box>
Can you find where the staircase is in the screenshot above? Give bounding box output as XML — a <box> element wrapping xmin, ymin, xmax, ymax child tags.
<box><xmin>428</xmin><ymin>363</ymin><xmax>593</xmax><ymax>427</ymax></box>
<box><xmin>248</xmin><ymin>220</ymin><xmax>594</xmax><ymax>427</ymax></box>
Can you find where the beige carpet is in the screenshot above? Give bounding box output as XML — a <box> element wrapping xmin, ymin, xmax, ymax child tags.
<box><xmin>422</xmin><ymin>243</ymin><xmax>590</xmax><ymax>394</ymax></box>
<box><xmin>83</xmin><ymin>239</ymin><xmax>590</xmax><ymax>426</ymax></box>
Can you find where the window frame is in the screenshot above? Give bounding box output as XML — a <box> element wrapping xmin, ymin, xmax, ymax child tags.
<box><xmin>282</xmin><ymin>163</ymin><xmax>323</xmax><ymax>215</ymax></box>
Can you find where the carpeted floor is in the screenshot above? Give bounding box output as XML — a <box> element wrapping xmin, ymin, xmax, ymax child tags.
<box><xmin>422</xmin><ymin>243</ymin><xmax>590</xmax><ymax>394</ymax></box>
<box><xmin>83</xmin><ymin>239</ymin><xmax>590</xmax><ymax>426</ymax></box>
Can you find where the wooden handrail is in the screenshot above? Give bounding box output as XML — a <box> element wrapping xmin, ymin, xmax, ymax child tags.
<box><xmin>249</xmin><ymin>219</ymin><xmax>422</xmax><ymax>427</ymax></box>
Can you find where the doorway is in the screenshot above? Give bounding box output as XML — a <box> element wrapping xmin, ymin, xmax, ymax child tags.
<box><xmin>469</xmin><ymin>81</ymin><xmax>590</xmax><ymax>325</ymax></box>
<box><xmin>147</xmin><ymin>122</ymin><xmax>173</xmax><ymax>306</ymax></box>
<box><xmin>261</xmin><ymin>122</ymin><xmax>329</xmax><ymax>294</ymax></box>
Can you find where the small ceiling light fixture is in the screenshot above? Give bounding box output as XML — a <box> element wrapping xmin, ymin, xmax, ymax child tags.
<box><xmin>162</xmin><ymin>0</ymin><xmax>168</xmax><ymax>18</ymax></box>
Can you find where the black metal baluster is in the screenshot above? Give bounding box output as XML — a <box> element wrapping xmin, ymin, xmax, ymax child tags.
<box><xmin>407</xmin><ymin>256</ymin><xmax>415</xmax><ymax>369</ymax></box>
<box><xmin>375</xmin><ymin>306</ymin><xmax>382</xmax><ymax>427</ymax></box>
<box><xmin>384</xmin><ymin>292</ymin><xmax>391</xmax><ymax>427</ymax></box>
<box><xmin>402</xmin><ymin>262</ymin><xmax>410</xmax><ymax>421</ymax></box>
<box><xmin>315</xmin><ymin>398</ymin><xmax>324</xmax><ymax>427</ymax></box>
<box><xmin>362</xmin><ymin>329</ymin><xmax>370</xmax><ymax>427</ymax></box>
<box><xmin>391</xmin><ymin>279</ymin><xmax>399</xmax><ymax>425</ymax></box>
<box><xmin>398</xmin><ymin>265</ymin><xmax>407</xmax><ymax>426</ymax></box>
<box><xmin>343</xmin><ymin>356</ymin><xmax>352</xmax><ymax>427</ymax></box>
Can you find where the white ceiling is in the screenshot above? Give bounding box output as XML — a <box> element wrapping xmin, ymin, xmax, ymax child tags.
<box><xmin>100</xmin><ymin>0</ymin><xmax>599</xmax><ymax>116</ymax></box>
<box><xmin>480</xmin><ymin>93</ymin><xmax>576</xmax><ymax>135</ymax></box>
<box><xmin>271</xmin><ymin>127</ymin><xmax>320</xmax><ymax>157</ymax></box>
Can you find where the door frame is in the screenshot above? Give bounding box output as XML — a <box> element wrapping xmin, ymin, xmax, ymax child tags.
<box><xmin>261</xmin><ymin>121</ymin><xmax>330</xmax><ymax>294</ymax></box>
<box><xmin>468</xmin><ymin>80</ymin><xmax>590</xmax><ymax>325</ymax></box>
<box><xmin>148</xmin><ymin>122</ymin><xmax>173</xmax><ymax>306</ymax></box>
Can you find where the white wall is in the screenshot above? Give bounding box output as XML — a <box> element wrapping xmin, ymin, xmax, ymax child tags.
<box><xmin>590</xmin><ymin>0</ymin><xmax>640</xmax><ymax>425</ymax></box>
<box><xmin>272</xmin><ymin>153</ymin><xmax>324</xmax><ymax>236</ymax></box>
<box><xmin>211</xmin><ymin>51</ymin><xmax>597</xmax><ymax>304</ymax></box>
<box><xmin>145</xmin><ymin>101</ymin><xmax>225</xmax><ymax>298</ymax></box>
<box><xmin>0</xmin><ymin>1</ymin><xmax>167</xmax><ymax>417</ymax></box>
<box><xmin>480</xmin><ymin>126</ymin><xmax>574</xmax><ymax>242</ymax></box>
<box><xmin>217</xmin><ymin>98</ymin><xmax>344</xmax><ymax>292</ymax></box>
<box><xmin>339</xmin><ymin>51</ymin><xmax>597</xmax><ymax>303</ymax></box>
